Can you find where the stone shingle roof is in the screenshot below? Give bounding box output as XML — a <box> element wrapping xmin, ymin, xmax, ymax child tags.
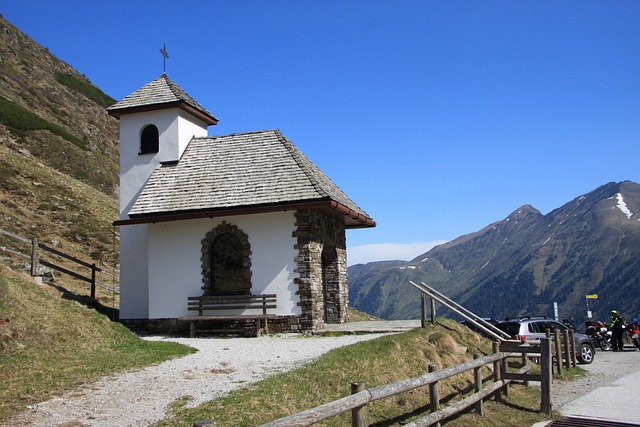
<box><xmin>126</xmin><ymin>130</ymin><xmax>375</xmax><ymax>228</ymax></box>
<box><xmin>107</xmin><ymin>74</ymin><xmax>218</xmax><ymax>124</ymax></box>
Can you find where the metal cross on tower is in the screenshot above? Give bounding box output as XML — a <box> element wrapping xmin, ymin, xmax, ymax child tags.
<box><xmin>160</xmin><ymin>43</ymin><xmax>169</xmax><ymax>73</ymax></box>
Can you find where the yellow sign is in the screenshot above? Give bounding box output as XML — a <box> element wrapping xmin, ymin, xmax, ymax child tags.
<box><xmin>586</xmin><ymin>294</ymin><xmax>598</xmax><ymax>299</ymax></box>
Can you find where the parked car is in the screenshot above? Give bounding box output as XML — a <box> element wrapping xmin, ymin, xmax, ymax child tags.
<box><xmin>495</xmin><ymin>316</ymin><xmax>595</xmax><ymax>364</ymax></box>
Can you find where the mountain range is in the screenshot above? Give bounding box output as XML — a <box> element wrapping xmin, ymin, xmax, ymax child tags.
<box><xmin>348</xmin><ymin>180</ymin><xmax>640</xmax><ymax>325</ymax></box>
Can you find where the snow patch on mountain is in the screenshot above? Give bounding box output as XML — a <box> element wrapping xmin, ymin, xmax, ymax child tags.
<box><xmin>615</xmin><ymin>193</ymin><xmax>633</xmax><ymax>219</ymax></box>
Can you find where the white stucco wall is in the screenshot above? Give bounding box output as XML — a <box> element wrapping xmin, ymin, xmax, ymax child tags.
<box><xmin>118</xmin><ymin>109</ymin><xmax>208</xmax><ymax>218</ymax></box>
<box><xmin>177</xmin><ymin>110</ymin><xmax>208</xmax><ymax>157</ymax></box>
<box><xmin>118</xmin><ymin>107</ymin><xmax>208</xmax><ymax>320</ymax></box>
<box><xmin>146</xmin><ymin>211</ymin><xmax>300</xmax><ymax>319</ymax></box>
<box><xmin>119</xmin><ymin>224</ymin><xmax>149</xmax><ymax>319</ymax></box>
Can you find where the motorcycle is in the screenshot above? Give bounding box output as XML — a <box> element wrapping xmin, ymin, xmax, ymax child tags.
<box><xmin>628</xmin><ymin>322</ymin><xmax>640</xmax><ymax>350</ymax></box>
<box><xmin>585</xmin><ymin>322</ymin><xmax>612</xmax><ymax>351</ymax></box>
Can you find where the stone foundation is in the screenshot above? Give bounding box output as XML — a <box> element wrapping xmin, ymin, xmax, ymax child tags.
<box><xmin>120</xmin><ymin>315</ymin><xmax>304</xmax><ymax>337</ymax></box>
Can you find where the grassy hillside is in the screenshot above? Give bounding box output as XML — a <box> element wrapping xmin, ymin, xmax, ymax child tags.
<box><xmin>0</xmin><ymin>16</ymin><xmax>119</xmax><ymax>198</ymax></box>
<box><xmin>0</xmin><ymin>13</ymin><xmax>120</xmax><ymax>306</ymax></box>
<box><xmin>0</xmin><ymin>267</ymin><xmax>194</xmax><ymax>422</ymax></box>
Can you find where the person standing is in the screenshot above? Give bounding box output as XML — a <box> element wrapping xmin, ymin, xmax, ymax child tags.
<box><xmin>610</xmin><ymin>310</ymin><xmax>625</xmax><ymax>351</ymax></box>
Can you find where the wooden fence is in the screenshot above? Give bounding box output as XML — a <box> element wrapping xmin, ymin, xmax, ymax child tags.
<box><xmin>258</xmin><ymin>338</ymin><xmax>552</xmax><ymax>427</ymax></box>
<box><xmin>0</xmin><ymin>228</ymin><xmax>118</xmax><ymax>299</ymax></box>
<box><xmin>410</xmin><ymin>280</ymin><xmax>579</xmax><ymax>374</ymax></box>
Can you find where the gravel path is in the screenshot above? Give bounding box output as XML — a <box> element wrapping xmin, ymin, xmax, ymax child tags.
<box><xmin>4</xmin><ymin>334</ymin><xmax>385</xmax><ymax>427</ymax></box>
<box><xmin>550</xmin><ymin>346</ymin><xmax>640</xmax><ymax>413</ymax></box>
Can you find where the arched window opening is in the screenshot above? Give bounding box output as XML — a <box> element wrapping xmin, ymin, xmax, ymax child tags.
<box><xmin>201</xmin><ymin>222</ymin><xmax>252</xmax><ymax>295</ymax></box>
<box><xmin>211</xmin><ymin>233</ymin><xmax>245</xmax><ymax>295</ymax></box>
<box><xmin>140</xmin><ymin>124</ymin><xmax>159</xmax><ymax>154</ymax></box>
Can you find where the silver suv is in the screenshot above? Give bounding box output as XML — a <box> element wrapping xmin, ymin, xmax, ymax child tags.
<box><xmin>495</xmin><ymin>316</ymin><xmax>595</xmax><ymax>364</ymax></box>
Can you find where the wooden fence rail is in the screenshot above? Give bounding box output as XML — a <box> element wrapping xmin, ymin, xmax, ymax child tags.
<box><xmin>0</xmin><ymin>228</ymin><xmax>118</xmax><ymax>298</ymax></box>
<box><xmin>409</xmin><ymin>281</ymin><xmax>512</xmax><ymax>341</ymax></box>
<box><xmin>259</xmin><ymin>338</ymin><xmax>552</xmax><ymax>427</ymax></box>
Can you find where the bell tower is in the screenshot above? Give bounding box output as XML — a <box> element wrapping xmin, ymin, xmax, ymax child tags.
<box><xmin>107</xmin><ymin>74</ymin><xmax>218</xmax><ymax>319</ymax></box>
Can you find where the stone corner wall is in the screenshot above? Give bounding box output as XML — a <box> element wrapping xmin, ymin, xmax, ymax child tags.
<box><xmin>294</xmin><ymin>210</ymin><xmax>348</xmax><ymax>332</ymax></box>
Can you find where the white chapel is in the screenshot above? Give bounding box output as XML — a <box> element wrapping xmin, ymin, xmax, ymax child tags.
<box><xmin>108</xmin><ymin>74</ymin><xmax>375</xmax><ymax>334</ymax></box>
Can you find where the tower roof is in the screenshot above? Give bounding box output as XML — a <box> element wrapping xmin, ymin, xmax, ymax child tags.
<box><xmin>107</xmin><ymin>74</ymin><xmax>218</xmax><ymax>125</ymax></box>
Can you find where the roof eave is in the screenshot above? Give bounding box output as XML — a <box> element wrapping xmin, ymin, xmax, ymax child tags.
<box><xmin>114</xmin><ymin>200</ymin><xmax>375</xmax><ymax>228</ymax></box>
<box><xmin>327</xmin><ymin>201</ymin><xmax>376</xmax><ymax>228</ymax></box>
<box><xmin>107</xmin><ymin>101</ymin><xmax>218</xmax><ymax>125</ymax></box>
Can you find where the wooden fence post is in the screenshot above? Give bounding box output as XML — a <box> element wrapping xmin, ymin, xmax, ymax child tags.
<box><xmin>430</xmin><ymin>297</ymin><xmax>436</xmax><ymax>325</ymax></box>
<box><xmin>31</xmin><ymin>237</ymin><xmax>38</xmax><ymax>276</ymax></box>
<box><xmin>501</xmin><ymin>354</ymin><xmax>509</xmax><ymax>397</ymax></box>
<box><xmin>563</xmin><ymin>329</ymin><xmax>571</xmax><ymax>370</ymax></box>
<box><xmin>492</xmin><ymin>341</ymin><xmax>502</xmax><ymax>402</ymax></box>
<box><xmin>554</xmin><ymin>332</ymin><xmax>563</xmax><ymax>375</ymax></box>
<box><xmin>91</xmin><ymin>263</ymin><xmax>97</xmax><ymax>300</ymax></box>
<box><xmin>351</xmin><ymin>382</ymin><xmax>368</xmax><ymax>427</ymax></box>
<box><xmin>569</xmin><ymin>330</ymin><xmax>577</xmax><ymax>367</ymax></box>
<box><xmin>540</xmin><ymin>337</ymin><xmax>552</xmax><ymax>415</ymax></box>
<box><xmin>428</xmin><ymin>364</ymin><xmax>441</xmax><ymax>427</ymax></box>
<box><xmin>521</xmin><ymin>338</ymin><xmax>529</xmax><ymax>386</ymax></box>
<box><xmin>473</xmin><ymin>353</ymin><xmax>483</xmax><ymax>416</ymax></box>
<box><xmin>421</xmin><ymin>293</ymin><xmax>427</xmax><ymax>328</ymax></box>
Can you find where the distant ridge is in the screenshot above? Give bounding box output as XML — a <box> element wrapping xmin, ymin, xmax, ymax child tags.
<box><xmin>349</xmin><ymin>181</ymin><xmax>640</xmax><ymax>324</ymax></box>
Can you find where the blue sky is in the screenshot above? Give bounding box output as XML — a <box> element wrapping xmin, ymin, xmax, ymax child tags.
<box><xmin>3</xmin><ymin>1</ymin><xmax>639</xmax><ymax>265</ymax></box>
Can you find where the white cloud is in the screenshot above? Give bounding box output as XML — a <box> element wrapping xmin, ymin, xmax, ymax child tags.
<box><xmin>347</xmin><ymin>241</ymin><xmax>448</xmax><ymax>266</ymax></box>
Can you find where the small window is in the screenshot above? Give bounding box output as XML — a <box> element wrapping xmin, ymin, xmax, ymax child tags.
<box><xmin>140</xmin><ymin>125</ymin><xmax>159</xmax><ymax>154</ymax></box>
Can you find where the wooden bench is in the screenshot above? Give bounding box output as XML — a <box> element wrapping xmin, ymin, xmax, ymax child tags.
<box><xmin>179</xmin><ymin>294</ymin><xmax>277</xmax><ymax>338</ymax></box>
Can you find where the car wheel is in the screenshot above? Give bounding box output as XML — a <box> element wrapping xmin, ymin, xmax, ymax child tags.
<box><xmin>578</xmin><ymin>343</ymin><xmax>594</xmax><ymax>364</ymax></box>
